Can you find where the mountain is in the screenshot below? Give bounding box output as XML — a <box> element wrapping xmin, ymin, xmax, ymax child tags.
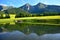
<box><xmin>20</xmin><ymin>3</ymin><xmax>32</xmax><ymax>12</ymax></box>
<box><xmin>4</xmin><ymin>8</ymin><xmax>30</xmax><ymax>14</ymax></box>
<box><xmin>0</xmin><ymin>5</ymin><xmax>3</xmax><ymax>11</ymax></box>
<box><xmin>1</xmin><ymin>3</ymin><xmax>60</xmax><ymax>14</ymax></box>
<box><xmin>0</xmin><ymin>5</ymin><xmax>13</xmax><ymax>11</ymax></box>
<box><xmin>4</xmin><ymin>8</ymin><xmax>31</xmax><ymax>17</ymax></box>
<box><xmin>20</xmin><ymin>3</ymin><xmax>60</xmax><ymax>13</ymax></box>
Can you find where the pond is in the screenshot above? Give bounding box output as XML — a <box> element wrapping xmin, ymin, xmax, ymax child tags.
<box><xmin>0</xmin><ymin>23</ymin><xmax>60</xmax><ymax>40</ymax></box>
<box><xmin>0</xmin><ymin>31</ymin><xmax>60</xmax><ymax>40</ymax></box>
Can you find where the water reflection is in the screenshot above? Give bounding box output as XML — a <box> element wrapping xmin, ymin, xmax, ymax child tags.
<box><xmin>0</xmin><ymin>23</ymin><xmax>60</xmax><ymax>40</ymax></box>
<box><xmin>0</xmin><ymin>23</ymin><xmax>60</xmax><ymax>35</ymax></box>
<box><xmin>38</xmin><ymin>34</ymin><xmax>60</xmax><ymax>40</ymax></box>
<box><xmin>0</xmin><ymin>31</ymin><xmax>60</xmax><ymax>40</ymax></box>
<box><xmin>0</xmin><ymin>31</ymin><xmax>26</xmax><ymax>40</ymax></box>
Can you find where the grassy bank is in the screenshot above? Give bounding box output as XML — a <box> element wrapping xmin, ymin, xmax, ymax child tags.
<box><xmin>0</xmin><ymin>16</ymin><xmax>60</xmax><ymax>24</ymax></box>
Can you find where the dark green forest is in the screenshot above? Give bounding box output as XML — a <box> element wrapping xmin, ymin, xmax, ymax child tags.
<box><xmin>0</xmin><ymin>8</ymin><xmax>60</xmax><ymax>18</ymax></box>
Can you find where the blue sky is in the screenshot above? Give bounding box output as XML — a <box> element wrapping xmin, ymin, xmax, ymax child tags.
<box><xmin>0</xmin><ymin>0</ymin><xmax>60</xmax><ymax>7</ymax></box>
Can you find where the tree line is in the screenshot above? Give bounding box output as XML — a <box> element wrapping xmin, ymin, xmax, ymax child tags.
<box><xmin>0</xmin><ymin>8</ymin><xmax>60</xmax><ymax>18</ymax></box>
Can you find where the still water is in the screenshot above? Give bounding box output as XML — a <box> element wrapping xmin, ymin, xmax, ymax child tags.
<box><xmin>0</xmin><ymin>31</ymin><xmax>60</xmax><ymax>40</ymax></box>
<box><xmin>0</xmin><ymin>23</ymin><xmax>60</xmax><ymax>40</ymax></box>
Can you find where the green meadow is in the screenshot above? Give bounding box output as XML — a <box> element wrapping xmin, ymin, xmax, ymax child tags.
<box><xmin>0</xmin><ymin>15</ymin><xmax>60</xmax><ymax>25</ymax></box>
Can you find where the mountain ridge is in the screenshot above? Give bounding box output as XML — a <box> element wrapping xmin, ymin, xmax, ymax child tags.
<box><xmin>20</xmin><ymin>3</ymin><xmax>60</xmax><ymax>13</ymax></box>
<box><xmin>0</xmin><ymin>3</ymin><xmax>60</xmax><ymax>14</ymax></box>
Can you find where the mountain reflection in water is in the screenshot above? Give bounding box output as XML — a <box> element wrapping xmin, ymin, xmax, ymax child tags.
<box><xmin>0</xmin><ymin>31</ymin><xmax>60</xmax><ymax>40</ymax></box>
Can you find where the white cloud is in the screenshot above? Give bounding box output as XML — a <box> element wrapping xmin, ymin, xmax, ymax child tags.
<box><xmin>0</xmin><ymin>4</ymin><xmax>8</xmax><ymax>6</ymax></box>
